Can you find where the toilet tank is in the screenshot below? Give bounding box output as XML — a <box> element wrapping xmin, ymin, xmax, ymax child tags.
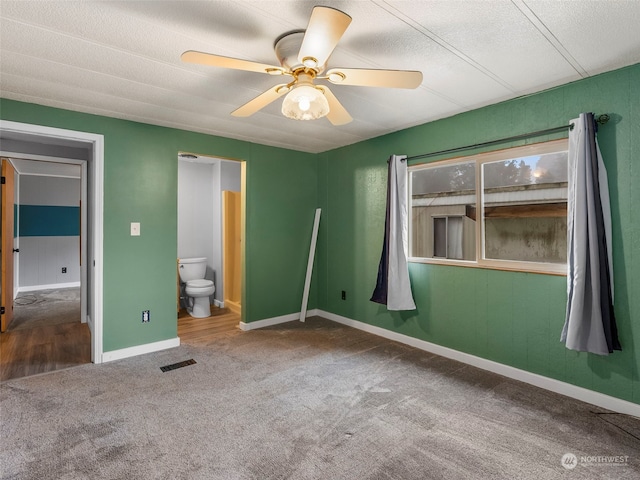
<box><xmin>178</xmin><ymin>257</ymin><xmax>207</xmax><ymax>282</ymax></box>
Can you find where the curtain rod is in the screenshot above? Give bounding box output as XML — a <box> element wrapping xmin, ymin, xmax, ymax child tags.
<box><xmin>404</xmin><ymin>113</ymin><xmax>610</xmax><ymax>162</ymax></box>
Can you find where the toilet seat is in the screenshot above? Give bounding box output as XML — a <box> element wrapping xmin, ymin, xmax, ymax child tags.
<box><xmin>186</xmin><ymin>279</ymin><xmax>213</xmax><ymax>288</ymax></box>
<box><xmin>185</xmin><ymin>279</ymin><xmax>215</xmax><ymax>297</ymax></box>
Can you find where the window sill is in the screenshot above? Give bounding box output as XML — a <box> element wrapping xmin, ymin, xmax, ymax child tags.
<box><xmin>408</xmin><ymin>257</ymin><xmax>567</xmax><ymax>276</ymax></box>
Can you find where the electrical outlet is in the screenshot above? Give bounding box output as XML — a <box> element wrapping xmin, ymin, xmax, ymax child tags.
<box><xmin>61</xmin><ymin>267</ymin><xmax>67</xmax><ymax>273</ymax></box>
<box><xmin>341</xmin><ymin>290</ymin><xmax>346</xmax><ymax>300</ymax></box>
<box><xmin>142</xmin><ymin>310</ymin><xmax>150</xmax><ymax>323</ymax></box>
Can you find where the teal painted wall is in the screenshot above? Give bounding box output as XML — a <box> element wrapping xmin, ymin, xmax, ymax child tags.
<box><xmin>318</xmin><ymin>63</ymin><xmax>640</xmax><ymax>405</ymax></box>
<box><xmin>0</xmin><ymin>99</ymin><xmax>318</xmax><ymax>352</ymax></box>
<box><xmin>19</xmin><ymin>205</ymin><xmax>80</xmax><ymax>236</ymax></box>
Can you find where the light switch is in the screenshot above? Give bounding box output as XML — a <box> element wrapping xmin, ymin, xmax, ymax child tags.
<box><xmin>131</xmin><ymin>222</ymin><xmax>140</xmax><ymax>236</ymax></box>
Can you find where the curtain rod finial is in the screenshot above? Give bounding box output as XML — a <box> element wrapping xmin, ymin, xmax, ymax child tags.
<box><xmin>596</xmin><ymin>113</ymin><xmax>610</xmax><ymax>125</ymax></box>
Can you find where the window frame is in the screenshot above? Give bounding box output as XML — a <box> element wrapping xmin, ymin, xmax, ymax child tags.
<box><xmin>432</xmin><ymin>215</ymin><xmax>465</xmax><ymax>260</ymax></box>
<box><xmin>408</xmin><ymin>139</ymin><xmax>569</xmax><ymax>276</ymax></box>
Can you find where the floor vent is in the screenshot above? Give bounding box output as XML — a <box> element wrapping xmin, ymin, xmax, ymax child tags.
<box><xmin>160</xmin><ymin>359</ymin><xmax>196</xmax><ymax>372</ymax></box>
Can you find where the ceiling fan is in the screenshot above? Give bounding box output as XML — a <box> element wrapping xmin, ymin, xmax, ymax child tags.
<box><xmin>181</xmin><ymin>6</ymin><xmax>423</xmax><ymax>125</ymax></box>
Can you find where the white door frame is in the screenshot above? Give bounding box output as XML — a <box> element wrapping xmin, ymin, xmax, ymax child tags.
<box><xmin>0</xmin><ymin>120</ymin><xmax>104</xmax><ymax>363</ymax></box>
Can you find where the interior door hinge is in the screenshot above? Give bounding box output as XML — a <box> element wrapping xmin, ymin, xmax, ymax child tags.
<box><xmin>1</xmin><ymin>306</ymin><xmax>5</xmax><ymax>315</ymax></box>
<box><xmin>1</xmin><ymin>176</ymin><xmax>5</xmax><ymax>184</ymax></box>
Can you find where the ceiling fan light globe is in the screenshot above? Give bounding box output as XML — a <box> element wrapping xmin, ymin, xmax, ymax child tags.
<box><xmin>281</xmin><ymin>85</ymin><xmax>329</xmax><ymax>120</ymax></box>
<box><xmin>298</xmin><ymin>97</ymin><xmax>311</xmax><ymax>111</ymax></box>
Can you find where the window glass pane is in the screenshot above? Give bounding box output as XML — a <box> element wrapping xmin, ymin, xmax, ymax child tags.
<box><xmin>412</xmin><ymin>162</ymin><xmax>475</xmax><ymax>194</ymax></box>
<box><xmin>447</xmin><ymin>217</ymin><xmax>463</xmax><ymax>260</ymax></box>
<box><xmin>482</xmin><ymin>151</ymin><xmax>568</xmax><ymax>264</ymax></box>
<box><xmin>433</xmin><ymin>217</ymin><xmax>447</xmax><ymax>258</ymax></box>
<box><xmin>410</xmin><ymin>162</ymin><xmax>476</xmax><ymax>260</ymax></box>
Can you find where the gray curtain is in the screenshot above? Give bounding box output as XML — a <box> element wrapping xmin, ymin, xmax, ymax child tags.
<box><xmin>371</xmin><ymin>155</ymin><xmax>416</xmax><ymax>311</ymax></box>
<box><xmin>561</xmin><ymin>113</ymin><xmax>620</xmax><ymax>355</ymax></box>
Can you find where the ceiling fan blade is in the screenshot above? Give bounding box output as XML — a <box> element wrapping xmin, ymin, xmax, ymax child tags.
<box><xmin>326</xmin><ymin>68</ymin><xmax>423</xmax><ymax>89</ymax></box>
<box><xmin>231</xmin><ymin>84</ymin><xmax>289</xmax><ymax>117</ymax></box>
<box><xmin>318</xmin><ymin>86</ymin><xmax>352</xmax><ymax>126</ymax></box>
<box><xmin>298</xmin><ymin>7</ymin><xmax>352</xmax><ymax>69</ymax></box>
<box><xmin>181</xmin><ymin>50</ymin><xmax>285</xmax><ymax>75</ymax></box>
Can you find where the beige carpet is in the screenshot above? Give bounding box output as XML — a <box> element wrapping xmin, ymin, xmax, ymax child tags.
<box><xmin>9</xmin><ymin>287</ymin><xmax>80</xmax><ymax>330</ymax></box>
<box><xmin>1</xmin><ymin>317</ymin><xmax>638</xmax><ymax>479</ymax></box>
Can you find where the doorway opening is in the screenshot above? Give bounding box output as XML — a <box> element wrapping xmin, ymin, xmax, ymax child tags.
<box><xmin>1</xmin><ymin>157</ymin><xmax>88</xmax><ymax>380</ymax></box>
<box><xmin>0</xmin><ymin>120</ymin><xmax>104</xmax><ymax>374</ymax></box>
<box><xmin>176</xmin><ymin>153</ymin><xmax>244</xmax><ymax>344</ymax></box>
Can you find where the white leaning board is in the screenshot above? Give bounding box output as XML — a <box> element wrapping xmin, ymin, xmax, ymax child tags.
<box><xmin>300</xmin><ymin>208</ymin><xmax>321</xmax><ymax>322</ymax></box>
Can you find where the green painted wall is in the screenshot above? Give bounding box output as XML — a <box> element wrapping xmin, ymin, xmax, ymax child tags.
<box><xmin>2</xmin><ymin>62</ymin><xmax>638</xmax><ymax>405</ymax></box>
<box><xmin>0</xmin><ymin>99</ymin><xmax>318</xmax><ymax>352</ymax></box>
<box><xmin>318</xmin><ymin>63</ymin><xmax>640</xmax><ymax>405</ymax></box>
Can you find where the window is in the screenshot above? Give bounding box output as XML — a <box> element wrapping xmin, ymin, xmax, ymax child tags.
<box><xmin>433</xmin><ymin>216</ymin><xmax>464</xmax><ymax>259</ymax></box>
<box><xmin>409</xmin><ymin>139</ymin><xmax>568</xmax><ymax>274</ymax></box>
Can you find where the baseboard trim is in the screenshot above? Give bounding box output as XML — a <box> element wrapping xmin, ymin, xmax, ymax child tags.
<box><xmin>18</xmin><ymin>282</ymin><xmax>81</xmax><ymax>293</ymax></box>
<box><xmin>318</xmin><ymin>310</ymin><xmax>640</xmax><ymax>418</ymax></box>
<box><xmin>226</xmin><ymin>299</ymin><xmax>241</xmax><ymax>315</ymax></box>
<box><xmin>214</xmin><ymin>299</ymin><xmax>224</xmax><ymax>308</ymax></box>
<box><xmin>102</xmin><ymin>337</ymin><xmax>180</xmax><ymax>363</ymax></box>
<box><xmin>239</xmin><ymin>309</ymin><xmax>320</xmax><ymax>331</ymax></box>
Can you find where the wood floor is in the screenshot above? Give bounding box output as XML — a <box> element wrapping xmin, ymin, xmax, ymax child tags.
<box><xmin>177</xmin><ymin>306</ymin><xmax>241</xmax><ymax>345</ymax></box>
<box><xmin>0</xmin><ymin>321</ymin><xmax>91</xmax><ymax>381</ymax></box>
<box><xmin>0</xmin><ymin>304</ymin><xmax>240</xmax><ymax>382</ymax></box>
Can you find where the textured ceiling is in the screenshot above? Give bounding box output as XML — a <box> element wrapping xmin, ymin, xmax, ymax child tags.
<box><xmin>1</xmin><ymin>1</ymin><xmax>640</xmax><ymax>154</ymax></box>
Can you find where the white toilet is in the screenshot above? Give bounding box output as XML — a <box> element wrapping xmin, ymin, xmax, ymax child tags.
<box><xmin>178</xmin><ymin>257</ymin><xmax>215</xmax><ymax>318</ymax></box>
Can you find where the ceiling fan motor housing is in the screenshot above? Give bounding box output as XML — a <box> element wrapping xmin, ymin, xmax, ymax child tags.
<box><xmin>274</xmin><ymin>31</ymin><xmax>325</xmax><ymax>74</ymax></box>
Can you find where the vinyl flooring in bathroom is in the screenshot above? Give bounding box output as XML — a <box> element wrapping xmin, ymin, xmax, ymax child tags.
<box><xmin>177</xmin><ymin>306</ymin><xmax>241</xmax><ymax>345</ymax></box>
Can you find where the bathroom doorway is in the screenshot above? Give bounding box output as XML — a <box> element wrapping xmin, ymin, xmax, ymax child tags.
<box><xmin>177</xmin><ymin>154</ymin><xmax>243</xmax><ymax>317</ymax></box>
